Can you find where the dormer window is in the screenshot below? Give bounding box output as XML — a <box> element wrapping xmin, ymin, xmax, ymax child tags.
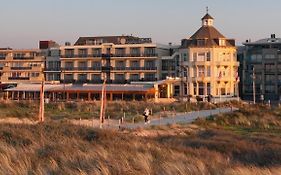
<box><xmin>219</xmin><ymin>39</ymin><xmax>226</xmax><ymax>46</ymax></box>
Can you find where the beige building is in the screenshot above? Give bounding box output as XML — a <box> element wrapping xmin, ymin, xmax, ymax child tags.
<box><xmin>180</xmin><ymin>13</ymin><xmax>239</xmax><ymax>100</ymax></box>
<box><xmin>0</xmin><ymin>48</ymin><xmax>45</xmax><ymax>84</ymax></box>
<box><xmin>60</xmin><ymin>36</ymin><xmax>170</xmax><ymax>84</ymax></box>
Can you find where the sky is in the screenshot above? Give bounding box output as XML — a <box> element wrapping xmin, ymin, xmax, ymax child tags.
<box><xmin>0</xmin><ymin>0</ymin><xmax>280</xmax><ymax>48</ymax></box>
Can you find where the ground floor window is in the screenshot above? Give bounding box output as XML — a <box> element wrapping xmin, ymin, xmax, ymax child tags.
<box><xmin>207</xmin><ymin>83</ymin><xmax>211</xmax><ymax>95</ymax></box>
<box><xmin>199</xmin><ymin>82</ymin><xmax>204</xmax><ymax>95</ymax></box>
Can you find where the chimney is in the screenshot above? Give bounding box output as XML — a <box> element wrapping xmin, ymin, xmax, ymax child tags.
<box><xmin>271</xmin><ymin>34</ymin><xmax>276</xmax><ymax>39</ymax></box>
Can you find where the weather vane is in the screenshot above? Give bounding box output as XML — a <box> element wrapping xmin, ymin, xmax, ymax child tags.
<box><xmin>206</xmin><ymin>6</ymin><xmax>209</xmax><ymax>14</ymax></box>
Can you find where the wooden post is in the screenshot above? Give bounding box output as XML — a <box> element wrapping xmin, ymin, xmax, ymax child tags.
<box><xmin>88</xmin><ymin>92</ymin><xmax>91</xmax><ymax>101</ymax></box>
<box><xmin>99</xmin><ymin>78</ymin><xmax>106</xmax><ymax>128</ymax></box>
<box><xmin>39</xmin><ymin>81</ymin><xmax>45</xmax><ymax>122</ymax></box>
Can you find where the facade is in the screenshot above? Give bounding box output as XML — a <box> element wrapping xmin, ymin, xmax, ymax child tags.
<box><xmin>0</xmin><ymin>48</ymin><xmax>45</xmax><ymax>84</ymax></box>
<box><xmin>59</xmin><ymin>36</ymin><xmax>170</xmax><ymax>84</ymax></box>
<box><xmin>180</xmin><ymin>12</ymin><xmax>239</xmax><ymax>101</ymax></box>
<box><xmin>240</xmin><ymin>34</ymin><xmax>281</xmax><ymax>101</ymax></box>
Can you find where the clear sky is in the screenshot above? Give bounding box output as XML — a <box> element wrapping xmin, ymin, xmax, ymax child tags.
<box><xmin>0</xmin><ymin>0</ymin><xmax>280</xmax><ymax>48</ymax></box>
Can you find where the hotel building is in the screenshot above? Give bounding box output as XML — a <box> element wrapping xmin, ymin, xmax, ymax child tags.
<box><xmin>180</xmin><ymin>12</ymin><xmax>239</xmax><ymax>101</ymax></box>
<box><xmin>59</xmin><ymin>36</ymin><xmax>170</xmax><ymax>84</ymax></box>
<box><xmin>0</xmin><ymin>48</ymin><xmax>45</xmax><ymax>84</ymax></box>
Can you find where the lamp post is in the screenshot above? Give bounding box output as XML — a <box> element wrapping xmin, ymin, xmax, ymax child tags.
<box><xmin>252</xmin><ymin>66</ymin><xmax>256</xmax><ymax>104</ymax></box>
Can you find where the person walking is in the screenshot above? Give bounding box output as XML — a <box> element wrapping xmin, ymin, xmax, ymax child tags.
<box><xmin>143</xmin><ymin>108</ymin><xmax>150</xmax><ymax>124</ymax></box>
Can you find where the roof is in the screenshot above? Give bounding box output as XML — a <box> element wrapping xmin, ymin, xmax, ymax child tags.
<box><xmin>201</xmin><ymin>13</ymin><xmax>214</xmax><ymax>20</ymax></box>
<box><xmin>243</xmin><ymin>38</ymin><xmax>281</xmax><ymax>46</ymax></box>
<box><xmin>5</xmin><ymin>84</ymin><xmax>155</xmax><ymax>93</ymax></box>
<box><xmin>190</xmin><ymin>26</ymin><xmax>225</xmax><ymax>39</ymax></box>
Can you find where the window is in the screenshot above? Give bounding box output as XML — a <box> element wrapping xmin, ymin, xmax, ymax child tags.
<box><xmin>197</xmin><ymin>39</ymin><xmax>206</xmax><ymax>46</ymax></box>
<box><xmin>251</xmin><ymin>54</ymin><xmax>262</xmax><ymax>62</ymax></box>
<box><xmin>193</xmin><ymin>83</ymin><xmax>197</xmax><ymax>95</ymax></box>
<box><xmin>207</xmin><ymin>83</ymin><xmax>211</xmax><ymax>95</ymax></box>
<box><xmin>144</xmin><ymin>47</ymin><xmax>156</xmax><ymax>56</ymax></box>
<box><xmin>145</xmin><ymin>60</ymin><xmax>155</xmax><ymax>68</ymax></box>
<box><xmin>92</xmin><ymin>48</ymin><xmax>101</xmax><ymax>56</ymax></box>
<box><xmin>92</xmin><ymin>61</ymin><xmax>101</xmax><ymax>70</ymax></box>
<box><xmin>265</xmin><ymin>74</ymin><xmax>275</xmax><ymax>83</ymax></box>
<box><xmin>130</xmin><ymin>48</ymin><xmax>141</xmax><ymax>56</ymax></box>
<box><xmin>265</xmin><ymin>63</ymin><xmax>275</xmax><ymax>72</ymax></box>
<box><xmin>197</xmin><ymin>53</ymin><xmax>205</xmax><ymax>62</ymax></box>
<box><xmin>31</xmin><ymin>73</ymin><xmax>40</xmax><ymax>77</ymax></box>
<box><xmin>116</xmin><ymin>61</ymin><xmax>125</xmax><ymax>68</ymax></box>
<box><xmin>65</xmin><ymin>62</ymin><xmax>74</xmax><ymax>70</ymax></box>
<box><xmin>193</xmin><ymin>53</ymin><xmax>197</xmax><ymax>62</ymax></box>
<box><xmin>78</xmin><ymin>61</ymin><xmax>87</xmax><ymax>69</ymax></box>
<box><xmin>78</xmin><ymin>74</ymin><xmax>87</xmax><ymax>81</ymax></box>
<box><xmin>199</xmin><ymin>82</ymin><xmax>204</xmax><ymax>95</ymax></box>
<box><xmin>265</xmin><ymin>85</ymin><xmax>275</xmax><ymax>93</ymax></box>
<box><xmin>198</xmin><ymin>66</ymin><xmax>205</xmax><ymax>77</ymax></box>
<box><xmin>64</xmin><ymin>74</ymin><xmax>74</xmax><ymax>81</ymax></box>
<box><xmin>65</xmin><ymin>49</ymin><xmax>74</xmax><ymax>57</ymax></box>
<box><xmin>183</xmin><ymin>53</ymin><xmax>187</xmax><ymax>61</ymax></box>
<box><xmin>193</xmin><ymin>67</ymin><xmax>197</xmax><ymax>77</ymax></box>
<box><xmin>78</xmin><ymin>49</ymin><xmax>88</xmax><ymax>57</ymax></box>
<box><xmin>91</xmin><ymin>74</ymin><xmax>101</xmax><ymax>82</ymax></box>
<box><xmin>131</xmin><ymin>61</ymin><xmax>140</xmax><ymax>68</ymax></box>
<box><xmin>219</xmin><ymin>39</ymin><xmax>226</xmax><ymax>46</ymax></box>
<box><xmin>207</xmin><ymin>66</ymin><xmax>211</xmax><ymax>77</ymax></box>
<box><xmin>0</xmin><ymin>53</ymin><xmax>7</xmax><ymax>59</ymax></box>
<box><xmin>265</xmin><ymin>54</ymin><xmax>275</xmax><ymax>59</ymax></box>
<box><xmin>144</xmin><ymin>73</ymin><xmax>155</xmax><ymax>81</ymax></box>
<box><xmin>130</xmin><ymin>74</ymin><xmax>140</xmax><ymax>81</ymax></box>
<box><xmin>206</xmin><ymin>52</ymin><xmax>211</xmax><ymax>61</ymax></box>
<box><xmin>115</xmin><ymin>48</ymin><xmax>126</xmax><ymax>56</ymax></box>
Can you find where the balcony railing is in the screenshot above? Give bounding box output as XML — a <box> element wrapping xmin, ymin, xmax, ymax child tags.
<box><xmin>13</xmin><ymin>57</ymin><xmax>35</xmax><ymax>60</ymax></box>
<box><xmin>45</xmin><ymin>68</ymin><xmax>61</xmax><ymax>71</ymax></box>
<box><xmin>60</xmin><ymin>53</ymin><xmax>158</xmax><ymax>58</ymax></box>
<box><xmin>113</xmin><ymin>67</ymin><xmax>157</xmax><ymax>71</ymax></box>
<box><xmin>11</xmin><ymin>67</ymin><xmax>32</xmax><ymax>70</ymax></box>
<box><xmin>62</xmin><ymin>67</ymin><xmax>102</xmax><ymax>71</ymax></box>
<box><xmin>8</xmin><ymin>77</ymin><xmax>30</xmax><ymax>80</ymax></box>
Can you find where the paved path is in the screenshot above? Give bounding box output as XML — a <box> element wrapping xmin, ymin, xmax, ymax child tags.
<box><xmin>122</xmin><ymin>107</ymin><xmax>238</xmax><ymax>129</ymax></box>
